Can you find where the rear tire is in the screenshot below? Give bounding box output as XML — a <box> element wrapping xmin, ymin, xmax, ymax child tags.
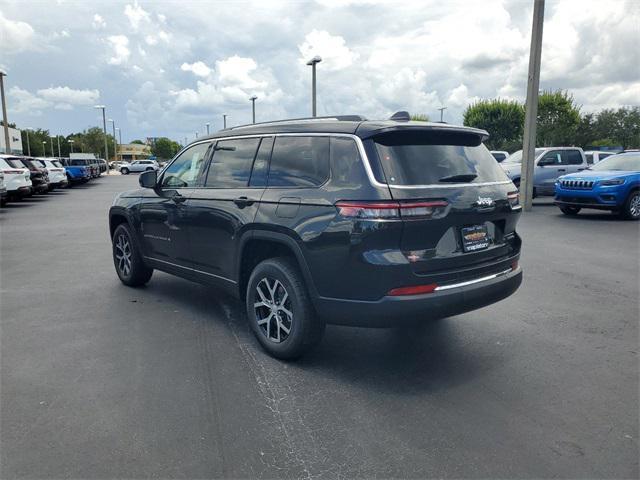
<box><xmin>121</xmin><ymin>167</ymin><xmax>129</xmax><ymax>175</ymax></box>
<box><xmin>621</xmin><ymin>190</ymin><xmax>640</xmax><ymax>220</ymax></box>
<box><xmin>112</xmin><ymin>223</ymin><xmax>153</xmax><ymax>286</ymax></box>
<box><xmin>560</xmin><ymin>206</ymin><xmax>581</xmax><ymax>216</ymax></box>
<box><xmin>246</xmin><ymin>257</ymin><xmax>325</xmax><ymax>360</ymax></box>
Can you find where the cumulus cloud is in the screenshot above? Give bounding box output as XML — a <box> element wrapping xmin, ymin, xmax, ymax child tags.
<box><xmin>124</xmin><ymin>1</ymin><xmax>150</xmax><ymax>31</ymax></box>
<box><xmin>107</xmin><ymin>35</ymin><xmax>130</xmax><ymax>65</ymax></box>
<box><xmin>8</xmin><ymin>86</ymin><xmax>50</xmax><ymax>114</ymax></box>
<box><xmin>181</xmin><ymin>61</ymin><xmax>212</xmax><ymax>77</ymax></box>
<box><xmin>36</xmin><ymin>86</ymin><xmax>100</xmax><ymax>106</ymax></box>
<box><xmin>298</xmin><ymin>30</ymin><xmax>358</xmax><ymax>71</ymax></box>
<box><xmin>0</xmin><ymin>11</ymin><xmax>35</xmax><ymax>52</ymax></box>
<box><xmin>92</xmin><ymin>14</ymin><xmax>106</xmax><ymax>29</ymax></box>
<box><xmin>8</xmin><ymin>85</ymin><xmax>101</xmax><ymax>114</ymax></box>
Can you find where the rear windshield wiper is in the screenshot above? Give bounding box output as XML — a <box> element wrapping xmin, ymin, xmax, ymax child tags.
<box><xmin>438</xmin><ymin>173</ymin><xmax>478</xmax><ymax>183</ymax></box>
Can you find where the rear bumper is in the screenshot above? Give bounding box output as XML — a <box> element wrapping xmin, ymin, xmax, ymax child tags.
<box><xmin>316</xmin><ymin>266</ymin><xmax>522</xmax><ymax>327</ymax></box>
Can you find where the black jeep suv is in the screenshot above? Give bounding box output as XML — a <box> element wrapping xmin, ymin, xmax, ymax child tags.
<box><xmin>109</xmin><ymin>114</ymin><xmax>522</xmax><ymax>359</ymax></box>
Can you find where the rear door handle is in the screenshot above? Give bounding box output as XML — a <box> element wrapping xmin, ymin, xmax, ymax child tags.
<box><xmin>233</xmin><ymin>196</ymin><xmax>255</xmax><ymax>208</ymax></box>
<box><xmin>557</xmin><ymin>169</ymin><xmax>566</xmax><ymax>172</ymax></box>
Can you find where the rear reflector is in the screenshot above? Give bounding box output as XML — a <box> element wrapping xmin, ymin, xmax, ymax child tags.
<box><xmin>388</xmin><ymin>284</ymin><xmax>438</xmax><ymax>296</ymax></box>
<box><xmin>507</xmin><ymin>191</ymin><xmax>519</xmax><ymax>208</ymax></box>
<box><xmin>335</xmin><ymin>200</ymin><xmax>448</xmax><ymax>220</ymax></box>
<box><xmin>511</xmin><ymin>259</ymin><xmax>519</xmax><ymax>271</ymax></box>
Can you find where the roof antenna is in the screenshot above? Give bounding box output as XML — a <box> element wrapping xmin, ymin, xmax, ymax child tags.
<box><xmin>389</xmin><ymin>111</ymin><xmax>411</xmax><ymax>122</ymax></box>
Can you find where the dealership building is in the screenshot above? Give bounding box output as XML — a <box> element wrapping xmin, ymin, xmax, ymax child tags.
<box><xmin>117</xmin><ymin>143</ymin><xmax>152</xmax><ymax>161</ymax></box>
<box><xmin>0</xmin><ymin>126</ymin><xmax>24</xmax><ymax>154</ymax></box>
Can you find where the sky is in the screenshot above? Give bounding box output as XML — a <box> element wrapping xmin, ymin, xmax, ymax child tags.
<box><xmin>0</xmin><ymin>0</ymin><xmax>638</xmax><ymax>144</ymax></box>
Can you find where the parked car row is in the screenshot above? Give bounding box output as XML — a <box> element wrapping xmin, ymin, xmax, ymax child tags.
<box><xmin>0</xmin><ymin>154</ymin><xmax>103</xmax><ymax>206</ymax></box>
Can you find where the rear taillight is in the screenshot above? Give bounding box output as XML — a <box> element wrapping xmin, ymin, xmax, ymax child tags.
<box><xmin>335</xmin><ymin>200</ymin><xmax>448</xmax><ymax>220</ymax></box>
<box><xmin>3</xmin><ymin>169</ymin><xmax>24</xmax><ymax>174</ymax></box>
<box><xmin>507</xmin><ymin>191</ymin><xmax>519</xmax><ymax>208</ymax></box>
<box><xmin>388</xmin><ymin>284</ymin><xmax>438</xmax><ymax>296</ymax></box>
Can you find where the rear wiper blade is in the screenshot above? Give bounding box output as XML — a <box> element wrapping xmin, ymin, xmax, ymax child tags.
<box><xmin>438</xmin><ymin>173</ymin><xmax>478</xmax><ymax>183</ymax></box>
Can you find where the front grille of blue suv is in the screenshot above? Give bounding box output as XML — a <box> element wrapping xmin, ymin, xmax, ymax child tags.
<box><xmin>554</xmin><ymin>152</ymin><xmax>640</xmax><ymax>220</ymax></box>
<box><xmin>109</xmin><ymin>113</ymin><xmax>523</xmax><ymax>359</ymax></box>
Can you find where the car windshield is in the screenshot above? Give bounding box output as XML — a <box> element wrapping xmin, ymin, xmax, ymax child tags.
<box><xmin>503</xmin><ymin>149</ymin><xmax>545</xmax><ymax>164</ymax></box>
<box><xmin>373</xmin><ymin>130</ymin><xmax>510</xmax><ymax>185</ymax></box>
<box><xmin>591</xmin><ymin>153</ymin><xmax>640</xmax><ymax>172</ymax></box>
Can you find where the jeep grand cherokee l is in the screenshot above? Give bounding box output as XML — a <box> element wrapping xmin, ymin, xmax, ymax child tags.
<box><xmin>109</xmin><ymin>114</ymin><xmax>523</xmax><ymax>359</ymax></box>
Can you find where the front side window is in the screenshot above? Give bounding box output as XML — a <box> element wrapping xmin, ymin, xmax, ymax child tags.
<box><xmin>374</xmin><ymin>130</ymin><xmax>509</xmax><ymax>185</ymax></box>
<box><xmin>161</xmin><ymin>142</ymin><xmax>211</xmax><ymax>188</ymax></box>
<box><xmin>205</xmin><ymin>138</ymin><xmax>260</xmax><ymax>188</ymax></box>
<box><xmin>539</xmin><ymin>151</ymin><xmax>562</xmax><ymax>165</ymax></box>
<box><xmin>268</xmin><ymin>136</ymin><xmax>330</xmax><ymax>187</ymax></box>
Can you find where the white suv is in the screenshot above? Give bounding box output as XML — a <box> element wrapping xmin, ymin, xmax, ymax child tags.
<box><xmin>35</xmin><ymin>158</ymin><xmax>68</xmax><ymax>189</ymax></box>
<box><xmin>0</xmin><ymin>155</ymin><xmax>33</xmax><ymax>200</ymax></box>
<box><xmin>120</xmin><ymin>160</ymin><xmax>159</xmax><ymax>174</ymax></box>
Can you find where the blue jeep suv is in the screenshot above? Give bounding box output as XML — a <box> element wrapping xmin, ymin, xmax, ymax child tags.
<box><xmin>554</xmin><ymin>152</ymin><xmax>640</xmax><ymax>220</ymax></box>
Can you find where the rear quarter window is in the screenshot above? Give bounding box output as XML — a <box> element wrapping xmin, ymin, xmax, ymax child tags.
<box><xmin>373</xmin><ymin>130</ymin><xmax>510</xmax><ymax>185</ymax></box>
<box><xmin>268</xmin><ymin>136</ymin><xmax>329</xmax><ymax>187</ymax></box>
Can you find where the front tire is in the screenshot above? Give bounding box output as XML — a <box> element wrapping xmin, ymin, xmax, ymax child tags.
<box><xmin>112</xmin><ymin>223</ymin><xmax>153</xmax><ymax>286</ymax></box>
<box><xmin>560</xmin><ymin>206</ymin><xmax>581</xmax><ymax>216</ymax></box>
<box><xmin>120</xmin><ymin>168</ymin><xmax>129</xmax><ymax>175</ymax></box>
<box><xmin>246</xmin><ymin>257</ymin><xmax>325</xmax><ymax>360</ymax></box>
<box><xmin>621</xmin><ymin>190</ymin><xmax>640</xmax><ymax>220</ymax></box>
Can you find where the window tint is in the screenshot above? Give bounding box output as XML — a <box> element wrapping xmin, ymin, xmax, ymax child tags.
<box><xmin>374</xmin><ymin>130</ymin><xmax>509</xmax><ymax>185</ymax></box>
<box><xmin>565</xmin><ymin>150</ymin><xmax>583</xmax><ymax>165</ymax></box>
<box><xmin>249</xmin><ymin>137</ymin><xmax>273</xmax><ymax>187</ymax></box>
<box><xmin>269</xmin><ymin>136</ymin><xmax>330</xmax><ymax>187</ymax></box>
<box><xmin>161</xmin><ymin>142</ymin><xmax>210</xmax><ymax>188</ymax></box>
<box><xmin>205</xmin><ymin>138</ymin><xmax>260</xmax><ymax>188</ymax></box>
<box><xmin>331</xmin><ymin>137</ymin><xmax>363</xmax><ymax>185</ymax></box>
<box><xmin>585</xmin><ymin>153</ymin><xmax>594</xmax><ymax>165</ymax></box>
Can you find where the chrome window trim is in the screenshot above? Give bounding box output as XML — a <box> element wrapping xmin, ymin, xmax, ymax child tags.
<box><xmin>144</xmin><ymin>256</ymin><xmax>237</xmax><ymax>284</ymax></box>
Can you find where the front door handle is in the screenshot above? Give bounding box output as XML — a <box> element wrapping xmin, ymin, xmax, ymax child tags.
<box><xmin>557</xmin><ymin>168</ymin><xmax>566</xmax><ymax>172</ymax></box>
<box><xmin>577</xmin><ymin>168</ymin><xmax>585</xmax><ymax>171</ymax></box>
<box><xmin>233</xmin><ymin>196</ymin><xmax>255</xmax><ymax>208</ymax></box>
<box><xmin>171</xmin><ymin>192</ymin><xmax>187</xmax><ymax>204</ymax></box>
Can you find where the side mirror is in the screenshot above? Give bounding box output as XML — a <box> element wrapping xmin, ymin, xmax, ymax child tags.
<box><xmin>139</xmin><ymin>169</ymin><xmax>157</xmax><ymax>188</ymax></box>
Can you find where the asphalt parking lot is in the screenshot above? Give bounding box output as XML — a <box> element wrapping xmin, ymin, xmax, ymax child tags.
<box><xmin>1</xmin><ymin>175</ymin><xmax>638</xmax><ymax>479</ymax></box>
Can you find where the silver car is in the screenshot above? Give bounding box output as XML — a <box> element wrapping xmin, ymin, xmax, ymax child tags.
<box><xmin>120</xmin><ymin>160</ymin><xmax>159</xmax><ymax>175</ymax></box>
<box><xmin>500</xmin><ymin>147</ymin><xmax>588</xmax><ymax>196</ymax></box>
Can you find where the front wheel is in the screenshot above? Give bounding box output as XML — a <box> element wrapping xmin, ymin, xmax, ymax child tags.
<box><xmin>621</xmin><ymin>190</ymin><xmax>640</xmax><ymax>220</ymax></box>
<box><xmin>120</xmin><ymin>168</ymin><xmax>129</xmax><ymax>175</ymax></box>
<box><xmin>112</xmin><ymin>224</ymin><xmax>153</xmax><ymax>286</ymax></box>
<box><xmin>246</xmin><ymin>257</ymin><xmax>325</xmax><ymax>360</ymax></box>
<box><xmin>560</xmin><ymin>206</ymin><xmax>581</xmax><ymax>216</ymax></box>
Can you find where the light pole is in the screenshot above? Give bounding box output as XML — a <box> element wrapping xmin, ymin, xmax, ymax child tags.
<box><xmin>223</xmin><ymin>114</ymin><xmax>227</xmax><ymax>129</ymax></box>
<box><xmin>195</xmin><ymin>131</ymin><xmax>198</xmax><ymax>139</ymax></box>
<box><xmin>50</xmin><ymin>137</ymin><xmax>54</xmax><ymax>158</ymax></box>
<box><xmin>57</xmin><ymin>135</ymin><xmax>61</xmax><ymax>157</ymax></box>
<box><xmin>108</xmin><ymin>119</ymin><xmax>117</xmax><ymax>166</ymax></box>
<box><xmin>306</xmin><ymin>56</ymin><xmax>322</xmax><ymax>117</ymax></box>
<box><xmin>25</xmin><ymin>128</ymin><xmax>32</xmax><ymax>156</ymax></box>
<box><xmin>94</xmin><ymin>105</ymin><xmax>109</xmax><ymax>162</ymax></box>
<box><xmin>116</xmin><ymin>127</ymin><xmax>122</xmax><ymax>161</ymax></box>
<box><xmin>437</xmin><ymin>107</ymin><xmax>447</xmax><ymax>122</ymax></box>
<box><xmin>0</xmin><ymin>70</ymin><xmax>11</xmax><ymax>154</ymax></box>
<box><xmin>206</xmin><ymin>122</ymin><xmax>210</xmax><ymax>135</ymax></box>
<box><xmin>69</xmin><ymin>139</ymin><xmax>74</xmax><ymax>153</ymax></box>
<box><xmin>42</xmin><ymin>141</ymin><xmax>46</xmax><ymax>157</ymax></box>
<box><xmin>250</xmin><ymin>96</ymin><xmax>257</xmax><ymax>124</ymax></box>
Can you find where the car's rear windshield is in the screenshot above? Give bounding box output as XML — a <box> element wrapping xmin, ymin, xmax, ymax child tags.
<box><xmin>6</xmin><ymin>159</ymin><xmax>27</xmax><ymax>169</ymax></box>
<box><xmin>70</xmin><ymin>159</ymin><xmax>88</xmax><ymax>165</ymax></box>
<box><xmin>373</xmin><ymin>130</ymin><xmax>510</xmax><ymax>186</ymax></box>
<box><xmin>591</xmin><ymin>153</ymin><xmax>639</xmax><ymax>172</ymax></box>
<box><xmin>52</xmin><ymin>161</ymin><xmax>63</xmax><ymax>167</ymax></box>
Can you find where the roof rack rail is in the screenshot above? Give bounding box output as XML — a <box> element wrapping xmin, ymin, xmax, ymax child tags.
<box><xmin>225</xmin><ymin>115</ymin><xmax>368</xmax><ymax>131</ymax></box>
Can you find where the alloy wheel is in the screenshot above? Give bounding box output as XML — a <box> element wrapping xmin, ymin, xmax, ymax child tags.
<box><xmin>115</xmin><ymin>233</ymin><xmax>132</xmax><ymax>277</ymax></box>
<box><xmin>630</xmin><ymin>194</ymin><xmax>640</xmax><ymax>218</ymax></box>
<box><xmin>254</xmin><ymin>277</ymin><xmax>293</xmax><ymax>343</ymax></box>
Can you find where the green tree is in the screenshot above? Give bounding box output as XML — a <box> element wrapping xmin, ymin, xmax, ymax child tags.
<box><xmin>151</xmin><ymin>137</ymin><xmax>181</xmax><ymax>159</ymax></box>
<box><xmin>20</xmin><ymin>128</ymin><xmax>50</xmax><ymax>156</ymax></box>
<box><xmin>130</xmin><ymin>139</ymin><xmax>145</xmax><ymax>145</ymax></box>
<box><xmin>594</xmin><ymin>107</ymin><xmax>640</xmax><ymax>149</ymax></box>
<box><xmin>463</xmin><ymin>99</ymin><xmax>524</xmax><ymax>151</ymax></box>
<box><xmin>536</xmin><ymin>90</ymin><xmax>581</xmax><ymax>147</ymax></box>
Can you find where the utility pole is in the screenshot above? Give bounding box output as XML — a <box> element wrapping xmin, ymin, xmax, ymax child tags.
<box><xmin>50</xmin><ymin>137</ymin><xmax>54</xmax><ymax>158</ymax></box>
<box><xmin>42</xmin><ymin>141</ymin><xmax>46</xmax><ymax>156</ymax></box>
<box><xmin>437</xmin><ymin>106</ymin><xmax>447</xmax><ymax>122</ymax></box>
<box><xmin>94</xmin><ymin>105</ymin><xmax>109</xmax><ymax>163</ymax></box>
<box><xmin>0</xmin><ymin>71</ymin><xmax>11</xmax><ymax>154</ymax></box>
<box><xmin>223</xmin><ymin>114</ymin><xmax>227</xmax><ymax>129</ymax></box>
<box><xmin>116</xmin><ymin>128</ymin><xmax>122</xmax><ymax>161</ymax></box>
<box><xmin>25</xmin><ymin>128</ymin><xmax>31</xmax><ymax>156</ymax></box>
<box><xmin>306</xmin><ymin>56</ymin><xmax>322</xmax><ymax>117</ymax></box>
<box><xmin>521</xmin><ymin>0</ymin><xmax>545</xmax><ymax>212</ymax></box>
<box><xmin>250</xmin><ymin>95</ymin><xmax>257</xmax><ymax>124</ymax></box>
<box><xmin>57</xmin><ymin>135</ymin><xmax>61</xmax><ymax>157</ymax></box>
<box><xmin>69</xmin><ymin>139</ymin><xmax>74</xmax><ymax>153</ymax></box>
<box><xmin>109</xmin><ymin>119</ymin><xmax>117</xmax><ymax>168</ymax></box>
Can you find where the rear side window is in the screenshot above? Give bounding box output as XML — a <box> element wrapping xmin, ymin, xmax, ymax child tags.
<box><xmin>565</xmin><ymin>150</ymin><xmax>583</xmax><ymax>165</ymax></box>
<box><xmin>331</xmin><ymin>137</ymin><xmax>364</xmax><ymax>185</ymax></box>
<box><xmin>205</xmin><ymin>138</ymin><xmax>260</xmax><ymax>188</ymax></box>
<box><xmin>268</xmin><ymin>136</ymin><xmax>329</xmax><ymax>187</ymax></box>
<box><xmin>585</xmin><ymin>153</ymin><xmax>594</xmax><ymax>165</ymax></box>
<box><xmin>373</xmin><ymin>130</ymin><xmax>509</xmax><ymax>186</ymax></box>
